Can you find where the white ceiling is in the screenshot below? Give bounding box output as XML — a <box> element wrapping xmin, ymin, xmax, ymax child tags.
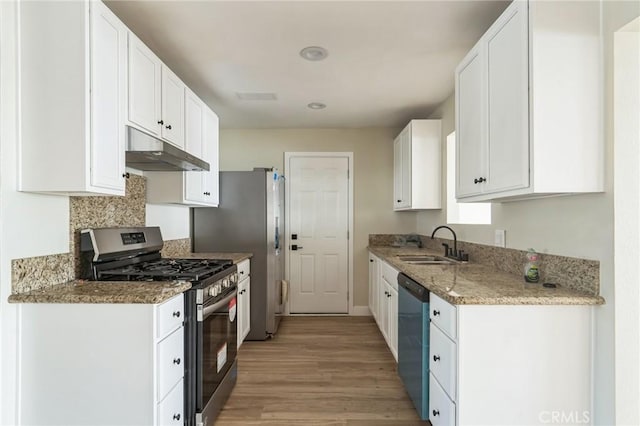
<box><xmin>105</xmin><ymin>1</ymin><xmax>510</xmax><ymax>129</ymax></box>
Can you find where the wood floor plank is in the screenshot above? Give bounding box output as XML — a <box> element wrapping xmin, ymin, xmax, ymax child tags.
<box><xmin>215</xmin><ymin>316</ymin><xmax>427</xmax><ymax>425</ymax></box>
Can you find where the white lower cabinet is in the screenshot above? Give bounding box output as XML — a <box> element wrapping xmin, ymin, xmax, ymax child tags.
<box><xmin>369</xmin><ymin>252</ymin><xmax>399</xmax><ymax>362</ymax></box>
<box><xmin>157</xmin><ymin>379</ymin><xmax>184</xmax><ymax>426</ymax></box>
<box><xmin>429</xmin><ymin>373</ymin><xmax>456</xmax><ymax>426</ymax></box>
<box><xmin>428</xmin><ymin>293</ymin><xmax>594</xmax><ymax>425</ymax></box>
<box><xmin>19</xmin><ymin>294</ymin><xmax>185</xmax><ymax>425</ymax></box>
<box><xmin>237</xmin><ymin>259</ymin><xmax>251</xmax><ymax>348</ymax></box>
<box><xmin>368</xmin><ymin>253</ymin><xmax>380</xmax><ymax>324</ymax></box>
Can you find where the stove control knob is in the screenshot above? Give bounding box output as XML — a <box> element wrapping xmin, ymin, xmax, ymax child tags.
<box><xmin>230</xmin><ymin>274</ymin><xmax>238</xmax><ymax>284</ymax></box>
<box><xmin>222</xmin><ymin>278</ymin><xmax>229</xmax><ymax>288</ymax></box>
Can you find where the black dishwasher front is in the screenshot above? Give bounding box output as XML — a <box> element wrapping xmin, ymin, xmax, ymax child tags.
<box><xmin>397</xmin><ymin>273</ymin><xmax>430</xmax><ymax>421</ymax></box>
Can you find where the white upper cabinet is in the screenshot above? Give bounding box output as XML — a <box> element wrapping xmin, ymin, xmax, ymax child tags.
<box><xmin>146</xmin><ymin>92</ymin><xmax>219</xmax><ymax>207</ymax></box>
<box><xmin>19</xmin><ymin>0</ymin><xmax>127</xmax><ymax>195</ymax></box>
<box><xmin>127</xmin><ymin>34</ymin><xmax>162</xmax><ymax>137</ymax></box>
<box><xmin>456</xmin><ymin>46</ymin><xmax>485</xmax><ymax>199</ymax></box>
<box><xmin>393</xmin><ymin>120</ymin><xmax>442</xmax><ymax>211</ymax></box>
<box><xmin>160</xmin><ymin>65</ymin><xmax>186</xmax><ymax>149</ymax></box>
<box><xmin>455</xmin><ymin>0</ymin><xmax>603</xmax><ymax>202</ymax></box>
<box><xmin>127</xmin><ymin>36</ymin><xmax>186</xmax><ymax>151</ymax></box>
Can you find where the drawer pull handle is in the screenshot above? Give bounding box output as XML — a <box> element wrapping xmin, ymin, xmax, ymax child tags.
<box><xmin>172</xmin><ymin>311</ymin><xmax>181</xmax><ymax>318</ymax></box>
<box><xmin>433</xmin><ymin>355</ymin><xmax>440</xmax><ymax>362</ymax></box>
<box><xmin>173</xmin><ymin>358</ymin><xmax>181</xmax><ymax>365</ymax></box>
<box><xmin>173</xmin><ymin>413</ymin><xmax>181</xmax><ymax>421</ymax></box>
<box><xmin>433</xmin><ymin>310</ymin><xmax>440</xmax><ymax>316</ymax></box>
<box><xmin>432</xmin><ymin>409</ymin><xmax>440</xmax><ymax>416</ymax></box>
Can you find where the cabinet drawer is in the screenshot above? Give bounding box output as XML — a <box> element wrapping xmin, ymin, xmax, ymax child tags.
<box><xmin>380</xmin><ymin>261</ymin><xmax>399</xmax><ymax>291</ymax></box>
<box><xmin>429</xmin><ymin>373</ymin><xmax>456</xmax><ymax>426</ymax></box>
<box><xmin>430</xmin><ymin>323</ymin><xmax>457</xmax><ymax>400</ymax></box>
<box><xmin>157</xmin><ymin>327</ymin><xmax>184</xmax><ymax>401</ymax></box>
<box><xmin>156</xmin><ymin>294</ymin><xmax>184</xmax><ymax>340</ymax></box>
<box><xmin>157</xmin><ymin>379</ymin><xmax>184</xmax><ymax>426</ymax></box>
<box><xmin>430</xmin><ymin>293</ymin><xmax>456</xmax><ymax>340</ymax></box>
<box><xmin>237</xmin><ymin>259</ymin><xmax>250</xmax><ymax>281</ymax></box>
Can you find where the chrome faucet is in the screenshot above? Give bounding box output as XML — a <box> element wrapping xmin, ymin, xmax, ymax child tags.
<box><xmin>430</xmin><ymin>225</ymin><xmax>467</xmax><ymax>261</ymax></box>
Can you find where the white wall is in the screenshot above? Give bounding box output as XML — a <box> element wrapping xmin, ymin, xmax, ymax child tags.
<box><xmin>0</xmin><ymin>8</ymin><xmax>189</xmax><ymax>422</ymax></box>
<box><xmin>416</xmin><ymin>2</ymin><xmax>640</xmax><ymax>423</ymax></box>
<box><xmin>126</xmin><ymin>169</ymin><xmax>191</xmax><ymax>241</ymax></box>
<box><xmin>613</xmin><ymin>15</ymin><xmax>640</xmax><ymax>426</ymax></box>
<box><xmin>145</xmin><ymin>204</ymin><xmax>190</xmax><ymax>240</ymax></box>
<box><xmin>0</xmin><ymin>2</ymin><xmax>70</xmax><ymax>424</ymax></box>
<box><xmin>219</xmin><ymin>128</ymin><xmax>417</xmax><ymax>307</ymax></box>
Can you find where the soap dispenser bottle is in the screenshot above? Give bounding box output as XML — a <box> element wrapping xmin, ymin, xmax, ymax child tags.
<box><xmin>524</xmin><ymin>248</ymin><xmax>540</xmax><ymax>283</ymax></box>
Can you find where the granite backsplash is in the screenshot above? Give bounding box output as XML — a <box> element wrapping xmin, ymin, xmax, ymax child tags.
<box><xmin>369</xmin><ymin>234</ymin><xmax>600</xmax><ymax>296</ymax></box>
<box><xmin>12</xmin><ymin>175</ymin><xmax>191</xmax><ymax>294</ymax></box>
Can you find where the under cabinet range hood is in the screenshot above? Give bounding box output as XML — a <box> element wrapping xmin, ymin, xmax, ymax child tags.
<box><xmin>125</xmin><ymin>126</ymin><xmax>210</xmax><ymax>172</ymax></box>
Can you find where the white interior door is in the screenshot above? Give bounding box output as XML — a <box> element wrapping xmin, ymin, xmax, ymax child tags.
<box><xmin>288</xmin><ymin>155</ymin><xmax>350</xmax><ymax>314</ymax></box>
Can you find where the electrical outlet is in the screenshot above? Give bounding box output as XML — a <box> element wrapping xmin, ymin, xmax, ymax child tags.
<box><xmin>494</xmin><ymin>229</ymin><xmax>506</xmax><ymax>248</ymax></box>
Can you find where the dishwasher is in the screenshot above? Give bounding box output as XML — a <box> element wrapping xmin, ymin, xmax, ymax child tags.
<box><xmin>397</xmin><ymin>273</ymin><xmax>430</xmax><ymax>421</ymax></box>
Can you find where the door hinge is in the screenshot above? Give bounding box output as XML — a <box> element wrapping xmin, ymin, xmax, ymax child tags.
<box><xmin>347</xmin><ymin>230</ymin><xmax>349</xmax><ymax>240</ymax></box>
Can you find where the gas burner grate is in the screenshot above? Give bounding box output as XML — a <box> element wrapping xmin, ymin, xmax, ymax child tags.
<box><xmin>97</xmin><ymin>258</ymin><xmax>234</xmax><ymax>282</ymax></box>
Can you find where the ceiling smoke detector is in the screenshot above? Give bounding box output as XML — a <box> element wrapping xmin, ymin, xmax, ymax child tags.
<box><xmin>300</xmin><ymin>46</ymin><xmax>328</xmax><ymax>61</ymax></box>
<box><xmin>307</xmin><ymin>102</ymin><xmax>326</xmax><ymax>110</ymax></box>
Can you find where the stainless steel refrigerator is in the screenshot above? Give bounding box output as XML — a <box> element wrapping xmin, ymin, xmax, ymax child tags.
<box><xmin>191</xmin><ymin>168</ymin><xmax>285</xmax><ymax>340</ymax></box>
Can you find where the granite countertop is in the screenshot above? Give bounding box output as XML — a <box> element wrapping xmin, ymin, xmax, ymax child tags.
<box><xmin>9</xmin><ymin>252</ymin><xmax>252</xmax><ymax>304</ymax></box>
<box><xmin>8</xmin><ymin>280</ymin><xmax>191</xmax><ymax>304</ymax></box>
<box><xmin>368</xmin><ymin>246</ymin><xmax>604</xmax><ymax>306</ymax></box>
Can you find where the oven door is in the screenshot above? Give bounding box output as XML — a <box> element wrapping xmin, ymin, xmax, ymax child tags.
<box><xmin>196</xmin><ymin>289</ymin><xmax>238</xmax><ymax>413</ymax></box>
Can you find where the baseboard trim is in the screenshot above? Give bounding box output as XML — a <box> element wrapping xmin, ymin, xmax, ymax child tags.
<box><xmin>351</xmin><ymin>306</ymin><xmax>372</xmax><ymax>316</ymax></box>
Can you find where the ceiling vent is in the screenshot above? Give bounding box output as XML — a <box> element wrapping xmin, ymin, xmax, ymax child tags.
<box><xmin>236</xmin><ymin>92</ymin><xmax>278</xmax><ymax>101</ymax></box>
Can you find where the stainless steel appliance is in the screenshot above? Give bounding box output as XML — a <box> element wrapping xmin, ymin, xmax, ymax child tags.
<box><xmin>125</xmin><ymin>126</ymin><xmax>210</xmax><ymax>172</ymax></box>
<box><xmin>397</xmin><ymin>273</ymin><xmax>430</xmax><ymax>421</ymax></box>
<box><xmin>80</xmin><ymin>226</ymin><xmax>238</xmax><ymax>426</ymax></box>
<box><xmin>191</xmin><ymin>168</ymin><xmax>285</xmax><ymax>340</ymax></box>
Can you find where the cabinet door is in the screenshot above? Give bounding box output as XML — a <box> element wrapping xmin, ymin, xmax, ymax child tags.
<box><xmin>455</xmin><ymin>45</ymin><xmax>485</xmax><ymax>198</ymax></box>
<box><xmin>161</xmin><ymin>65</ymin><xmax>185</xmax><ymax>148</ymax></box>
<box><xmin>201</xmin><ymin>108</ymin><xmax>220</xmax><ymax>206</ymax></box>
<box><xmin>237</xmin><ymin>279</ymin><xmax>245</xmax><ymax>349</ymax></box>
<box><xmin>184</xmin><ymin>90</ymin><xmax>205</xmax><ymax>203</ymax></box>
<box><xmin>128</xmin><ymin>34</ymin><xmax>162</xmax><ymax>136</ymax></box>
<box><xmin>89</xmin><ymin>1</ymin><xmax>126</xmax><ymax>193</ymax></box>
<box><xmin>400</xmin><ymin>128</ymin><xmax>412</xmax><ymax>208</ymax></box>
<box><xmin>393</xmin><ymin>126</ymin><xmax>412</xmax><ymax>210</ymax></box>
<box><xmin>379</xmin><ymin>278</ymin><xmax>390</xmax><ymax>343</ymax></box>
<box><xmin>485</xmin><ymin>0</ymin><xmax>529</xmax><ymax>194</ymax></box>
<box><xmin>368</xmin><ymin>254</ymin><xmax>379</xmax><ymax>321</ymax></box>
<box><xmin>393</xmin><ymin>134</ymin><xmax>404</xmax><ymax>209</ymax></box>
<box><xmin>242</xmin><ymin>277</ymin><xmax>251</xmax><ymax>342</ymax></box>
<box><xmin>388</xmin><ymin>285</ymin><xmax>398</xmax><ymax>362</ymax></box>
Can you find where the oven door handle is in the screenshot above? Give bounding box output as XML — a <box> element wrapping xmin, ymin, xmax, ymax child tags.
<box><xmin>198</xmin><ymin>289</ymin><xmax>238</xmax><ymax>322</ymax></box>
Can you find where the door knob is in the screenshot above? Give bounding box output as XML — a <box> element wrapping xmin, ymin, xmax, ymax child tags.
<box><xmin>291</xmin><ymin>245</ymin><xmax>303</xmax><ymax>251</ymax></box>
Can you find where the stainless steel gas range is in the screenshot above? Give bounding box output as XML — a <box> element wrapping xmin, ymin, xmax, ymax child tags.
<box><xmin>80</xmin><ymin>226</ymin><xmax>238</xmax><ymax>426</ymax></box>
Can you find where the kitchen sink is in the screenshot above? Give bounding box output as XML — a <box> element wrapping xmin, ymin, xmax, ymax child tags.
<box><xmin>396</xmin><ymin>255</ymin><xmax>460</xmax><ymax>265</ymax></box>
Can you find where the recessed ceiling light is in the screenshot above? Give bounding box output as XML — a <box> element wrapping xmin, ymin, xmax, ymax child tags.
<box><xmin>300</xmin><ymin>46</ymin><xmax>328</xmax><ymax>61</ymax></box>
<box><xmin>307</xmin><ymin>102</ymin><xmax>326</xmax><ymax>110</ymax></box>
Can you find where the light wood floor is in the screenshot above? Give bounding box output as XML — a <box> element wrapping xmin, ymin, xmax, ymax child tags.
<box><xmin>215</xmin><ymin>316</ymin><xmax>426</xmax><ymax>425</ymax></box>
